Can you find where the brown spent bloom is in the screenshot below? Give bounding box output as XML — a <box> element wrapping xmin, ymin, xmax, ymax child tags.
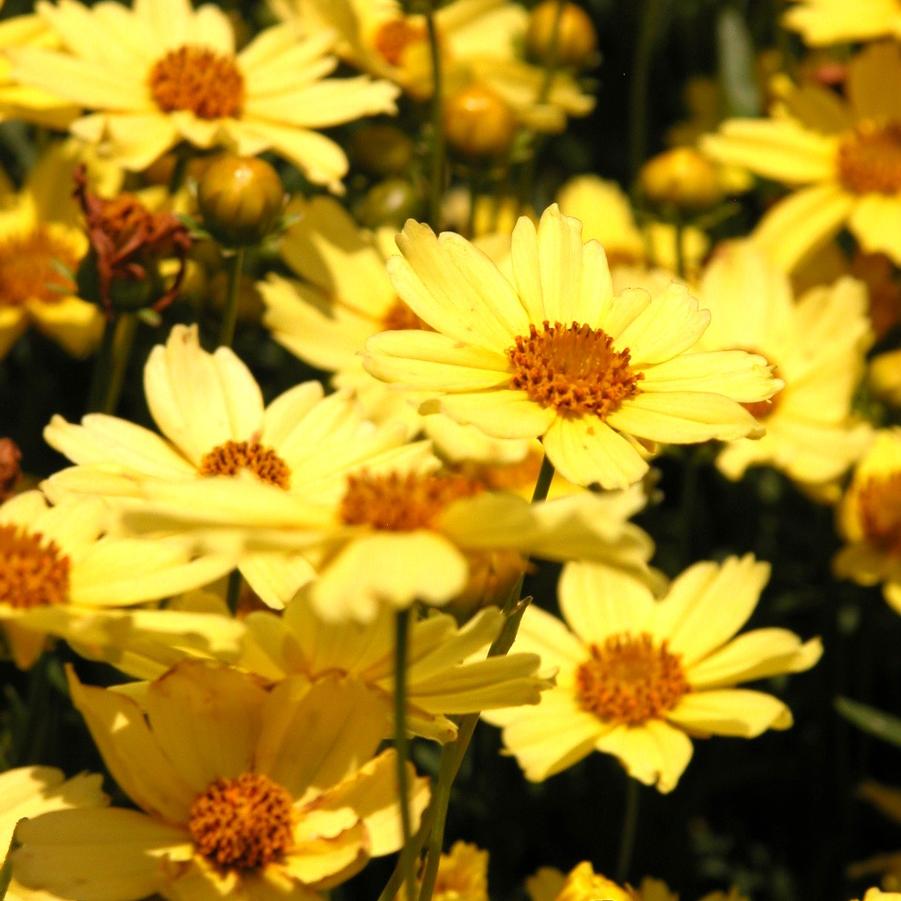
<box><xmin>73</xmin><ymin>165</ymin><xmax>191</xmax><ymax>316</ymax></box>
<box><xmin>0</xmin><ymin>439</ymin><xmax>22</xmax><ymax>501</ymax></box>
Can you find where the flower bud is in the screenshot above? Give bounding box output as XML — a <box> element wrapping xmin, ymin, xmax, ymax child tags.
<box><xmin>444</xmin><ymin>84</ymin><xmax>517</xmax><ymax>160</ymax></box>
<box><xmin>526</xmin><ymin>1</ymin><xmax>598</xmax><ymax>69</ymax></box>
<box><xmin>0</xmin><ymin>438</ymin><xmax>22</xmax><ymax>501</ymax></box>
<box><xmin>197</xmin><ymin>154</ymin><xmax>284</xmax><ymax>248</ymax></box>
<box><xmin>354</xmin><ymin>178</ymin><xmax>424</xmax><ymax>228</ymax></box>
<box><xmin>639</xmin><ymin>147</ymin><xmax>723</xmax><ymax>212</ymax></box>
<box><xmin>350</xmin><ymin>123</ymin><xmax>414</xmax><ymax>177</ymax></box>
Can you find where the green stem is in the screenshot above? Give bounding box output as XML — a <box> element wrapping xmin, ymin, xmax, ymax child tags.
<box><xmin>616</xmin><ymin>777</ymin><xmax>641</xmax><ymax>882</ymax></box>
<box><xmin>628</xmin><ymin>0</ymin><xmax>664</xmax><ymax>180</ymax></box>
<box><xmin>425</xmin><ymin>2</ymin><xmax>445</xmax><ymax>229</ymax></box>
<box><xmin>103</xmin><ymin>313</ymin><xmax>137</xmax><ymax>415</ymax></box>
<box><xmin>674</xmin><ymin>215</ymin><xmax>686</xmax><ymax>281</ymax></box>
<box><xmin>218</xmin><ymin>247</ymin><xmax>245</xmax><ymax>349</ymax></box>
<box><xmin>536</xmin><ymin>0</ymin><xmax>566</xmax><ymax>104</ymax></box>
<box><xmin>225</xmin><ymin>569</ymin><xmax>242</xmax><ymax>617</ymax></box>
<box><xmin>168</xmin><ymin>146</ymin><xmax>190</xmax><ymax>196</ymax></box>
<box><xmin>465</xmin><ymin>168</ymin><xmax>480</xmax><ymax>240</ymax></box>
<box><xmin>86</xmin><ymin>315</ymin><xmax>117</xmax><ymax>413</ymax></box>
<box><xmin>0</xmin><ymin>826</ymin><xmax>16</xmax><ymax>901</ymax></box>
<box><xmin>395</xmin><ymin>610</ymin><xmax>415</xmax><ymax>901</ymax></box>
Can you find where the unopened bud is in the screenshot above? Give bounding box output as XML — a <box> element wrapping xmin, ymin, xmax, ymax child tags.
<box><xmin>350</xmin><ymin>123</ymin><xmax>415</xmax><ymax>177</ymax></box>
<box><xmin>639</xmin><ymin>147</ymin><xmax>723</xmax><ymax>211</ymax></box>
<box><xmin>197</xmin><ymin>155</ymin><xmax>284</xmax><ymax>248</ymax></box>
<box><xmin>0</xmin><ymin>439</ymin><xmax>22</xmax><ymax>501</ymax></box>
<box><xmin>444</xmin><ymin>84</ymin><xmax>517</xmax><ymax>160</ymax></box>
<box><xmin>527</xmin><ymin>1</ymin><xmax>598</xmax><ymax>69</ymax></box>
<box><xmin>354</xmin><ymin>178</ymin><xmax>424</xmax><ymax>229</ymax></box>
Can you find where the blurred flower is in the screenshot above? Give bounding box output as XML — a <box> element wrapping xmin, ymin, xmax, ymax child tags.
<box><xmin>852</xmin><ymin>890</ymin><xmax>901</xmax><ymax>901</ymax></box>
<box><xmin>2</xmin><ymin>766</ymin><xmax>107</xmax><ymax>901</ymax></box>
<box><xmin>484</xmin><ymin>555</ymin><xmax>821</xmax><ymax>791</ymax></box>
<box><xmin>695</xmin><ymin>241</ymin><xmax>872</xmax><ymax>491</ymax></box>
<box><xmin>282</xmin><ymin>0</ymin><xmax>593</xmax><ymax>132</ymax></box>
<box><xmin>556</xmin><ymin>174</ymin><xmax>709</xmax><ymax>277</ymax></box>
<box><xmin>0</xmin><ymin>490</ymin><xmax>233</xmax><ymax>668</ymax></box>
<box><xmin>363</xmin><ymin>205</ymin><xmax>778</xmax><ymax>490</ymax></box>
<box><xmin>443</xmin><ymin>82</ymin><xmax>518</xmax><ymax>159</ymax></box>
<box><xmin>9</xmin><ymin>0</ymin><xmax>399</xmax><ymax>189</ymax></box>
<box><xmin>0</xmin><ymin>438</ymin><xmax>22</xmax><ymax>501</ymax></box>
<box><xmin>526</xmin><ymin>1</ymin><xmax>598</xmax><ymax>70</ymax></box>
<box><xmin>702</xmin><ymin>42</ymin><xmax>901</xmax><ymax>271</ymax></box>
<box><xmin>849</xmin><ymin>251</ymin><xmax>901</xmax><ymax>341</ymax></box>
<box><xmin>416</xmin><ymin>841</ymin><xmax>489</xmax><ymax>901</ymax></box>
<box><xmin>527</xmin><ymin>862</ymin><xmax>663</xmax><ymax>901</ymax></box>
<box><xmin>870</xmin><ymin>349</ymin><xmax>901</xmax><ymax>406</ymax></box>
<box><xmin>639</xmin><ymin>147</ymin><xmax>723</xmax><ymax>212</ymax></box>
<box><xmin>783</xmin><ymin>0</ymin><xmax>901</xmax><ymax>46</ymax></box>
<box><xmin>12</xmin><ymin>661</ymin><xmax>428</xmax><ymax>899</ymax></box>
<box><xmin>43</xmin><ymin>323</ymin><xmax>413</xmax><ymax>608</ymax></box>
<box><xmin>834</xmin><ymin>428</ymin><xmax>901</xmax><ymax>612</ymax></box>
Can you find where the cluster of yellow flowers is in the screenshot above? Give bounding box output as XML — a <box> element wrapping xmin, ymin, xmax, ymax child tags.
<box><xmin>0</xmin><ymin>0</ymin><xmax>898</xmax><ymax>898</ymax></box>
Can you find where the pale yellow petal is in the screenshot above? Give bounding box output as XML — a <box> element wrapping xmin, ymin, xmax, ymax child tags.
<box><xmin>438</xmin><ymin>390</ymin><xmax>556</xmax><ymax>439</ymax></box>
<box><xmin>667</xmin><ymin>689</ymin><xmax>793</xmax><ymax>737</ymax></box>
<box><xmin>594</xmin><ymin>720</ymin><xmax>694</xmax><ymax>793</ymax></box>
<box><xmin>848</xmin><ymin>194</ymin><xmax>901</xmax><ymax>265</ymax></box>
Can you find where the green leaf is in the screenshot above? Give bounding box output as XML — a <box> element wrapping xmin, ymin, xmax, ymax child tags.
<box><xmin>716</xmin><ymin>7</ymin><xmax>761</xmax><ymax>118</ymax></box>
<box><xmin>835</xmin><ymin>696</ymin><xmax>901</xmax><ymax>748</ymax></box>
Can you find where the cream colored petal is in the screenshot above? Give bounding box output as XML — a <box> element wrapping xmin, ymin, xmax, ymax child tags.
<box><xmin>239</xmin><ymin>551</ymin><xmax>316</xmax><ymax>610</ymax></box>
<box><xmin>260</xmin><ymin>381</ymin><xmax>326</xmax><ymax>449</ymax></box>
<box><xmin>282</xmin><ymin>822</ymin><xmax>368</xmax><ymax>888</ymax></box>
<box><xmin>255</xmin><ymin>676</ymin><xmax>388</xmax><ymax>798</ymax></box>
<box><xmin>688</xmin><ymin>630</ymin><xmax>822</xmax><ymax>689</ymax></box>
<box><xmin>12</xmin><ymin>808</ymin><xmax>189</xmax><ymax>901</ymax></box>
<box><xmin>752</xmin><ymin>183</ymin><xmax>854</xmax><ymax>274</ymax></box>
<box><xmin>848</xmin><ymin>194</ymin><xmax>901</xmax><ymax>265</ymax></box>
<box><xmin>534</xmin><ymin>203</ymin><xmax>587</xmax><ymax>323</ymax></box>
<box><xmin>363</xmin><ymin>329</ymin><xmax>511</xmax><ymax>391</ymax></box>
<box><xmin>510</xmin><ymin>604</ymin><xmax>588</xmax><ymax>671</ymax></box>
<box><xmin>594</xmin><ymin>720</ymin><xmax>694</xmax><ymax>793</ymax></box>
<box><xmin>510</xmin><ymin>214</ymin><xmax>547</xmax><ymax>323</ymax></box>
<box><xmin>438</xmin><ymin>389</ymin><xmax>556</xmax><ymax>439</ymax></box>
<box><xmin>0</xmin><ymin>490</ymin><xmax>48</xmax><ymax>527</ymax></box>
<box><xmin>90</xmin><ymin>113</ymin><xmax>180</xmax><ymax>171</ymax></box>
<box><xmin>29</xmin><ymin>495</ymin><xmax>106</xmax><ymax>556</ymax></box>
<box><xmin>649</xmin><ymin>555</ymin><xmax>770</xmax><ymax>666</ymax></box>
<box><xmin>309</xmin><ymin>531</ymin><xmax>468</xmax><ymax>623</ymax></box>
<box><xmin>667</xmin><ymin>689</ymin><xmax>793</xmax><ymax>737</ymax></box>
<box><xmin>640</xmin><ymin>351</ymin><xmax>777</xmax><ymax>402</ymax></box>
<box><xmin>67</xmin><ymin>669</ymin><xmax>195</xmax><ymax>823</ymax></box>
<box><xmin>143</xmin><ymin>662</ymin><xmax>268</xmax><ymax>793</ymax></box>
<box><xmin>542</xmin><ymin>415</ymin><xmax>649</xmax><ymax>489</ymax></box>
<box><xmin>559</xmin><ymin>561</ymin><xmax>656</xmax><ymax>645</ymax></box>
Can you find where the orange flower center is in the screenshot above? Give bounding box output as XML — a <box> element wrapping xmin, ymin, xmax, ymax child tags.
<box><xmin>0</xmin><ymin>227</ymin><xmax>78</xmax><ymax>307</ymax></box>
<box><xmin>373</xmin><ymin>19</ymin><xmax>427</xmax><ymax>67</ymax></box>
<box><xmin>575</xmin><ymin>632</ymin><xmax>689</xmax><ymax>726</ymax></box>
<box><xmin>838</xmin><ymin>121</ymin><xmax>901</xmax><ymax>195</ymax></box>
<box><xmin>340</xmin><ymin>471</ymin><xmax>483</xmax><ymax>531</ymax></box>
<box><xmin>381</xmin><ymin>298</ymin><xmax>431</xmax><ymax>331</ymax></box>
<box><xmin>148</xmin><ymin>45</ymin><xmax>244</xmax><ymax>119</ymax></box>
<box><xmin>858</xmin><ymin>472</ymin><xmax>901</xmax><ymax>556</ymax></box>
<box><xmin>0</xmin><ymin>524</ymin><xmax>71</xmax><ymax>609</ymax></box>
<box><xmin>189</xmin><ymin>773</ymin><xmax>294</xmax><ymax>871</ymax></box>
<box><xmin>507</xmin><ymin>321</ymin><xmax>642</xmax><ymax>418</ymax></box>
<box><xmin>199</xmin><ymin>440</ymin><xmax>291</xmax><ymax>489</ymax></box>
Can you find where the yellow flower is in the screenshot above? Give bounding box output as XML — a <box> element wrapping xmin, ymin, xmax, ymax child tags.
<box><xmin>0</xmin><ymin>490</ymin><xmax>233</xmax><ymax>669</ymax></box>
<box><xmin>363</xmin><ymin>204</ymin><xmax>779</xmax><ymax>490</ymax></box>
<box><xmin>280</xmin><ymin>0</ymin><xmax>593</xmax><ymax>132</ymax></box>
<box><xmin>11</xmin><ymin>661</ymin><xmax>429</xmax><ymax>899</ymax></box>
<box><xmin>870</xmin><ymin>349</ymin><xmax>901</xmax><ymax>406</ymax></box>
<box><xmin>0</xmin><ymin>141</ymin><xmax>106</xmax><ymax>360</ymax></box>
<box><xmin>124</xmin><ymin>452</ymin><xmax>655</xmax><ymax>622</ymax></box>
<box><xmin>483</xmin><ymin>555</ymin><xmax>821</xmax><ymax>792</ymax></box>
<box><xmin>783</xmin><ymin>0</ymin><xmax>901</xmax><ymax>46</ymax></box>
<box><xmin>556</xmin><ymin>174</ymin><xmax>709</xmax><ymax>277</ymax></box>
<box><xmin>43</xmin><ymin>323</ymin><xmax>414</xmax><ymax>608</ymax></box>
<box><xmin>1</xmin><ymin>766</ymin><xmax>107</xmax><ymax>901</ymax></box>
<box><xmin>702</xmin><ymin>42</ymin><xmax>901</xmax><ymax>270</ymax></box>
<box><xmin>9</xmin><ymin>0</ymin><xmax>399</xmax><ymax>188</ymax></box>
<box><xmin>398</xmin><ymin>841</ymin><xmax>489</xmax><ymax>901</ymax></box>
<box><xmin>853</xmin><ymin>891</ymin><xmax>901</xmax><ymax>901</ymax></box>
<box><xmin>834</xmin><ymin>428</ymin><xmax>901</xmax><ymax>612</ymax></box>
<box><xmin>696</xmin><ymin>240</ymin><xmax>873</xmax><ymax>489</ymax></box>
<box><xmin>526</xmin><ymin>862</ymin><xmax>652</xmax><ymax>901</ymax></box>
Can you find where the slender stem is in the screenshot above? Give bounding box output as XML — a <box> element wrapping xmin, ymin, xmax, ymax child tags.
<box><xmin>101</xmin><ymin>313</ymin><xmax>137</xmax><ymax>415</ymax></box>
<box><xmin>167</xmin><ymin>146</ymin><xmax>190</xmax><ymax>195</ymax></box>
<box><xmin>395</xmin><ymin>610</ymin><xmax>415</xmax><ymax>901</ymax></box>
<box><xmin>536</xmin><ymin>0</ymin><xmax>566</xmax><ymax>104</ymax></box>
<box><xmin>218</xmin><ymin>247</ymin><xmax>245</xmax><ymax>349</ymax></box>
<box><xmin>225</xmin><ymin>569</ymin><xmax>242</xmax><ymax>617</ymax></box>
<box><xmin>616</xmin><ymin>777</ymin><xmax>641</xmax><ymax>882</ymax></box>
<box><xmin>425</xmin><ymin>2</ymin><xmax>445</xmax><ymax>229</ymax></box>
<box><xmin>86</xmin><ymin>315</ymin><xmax>117</xmax><ymax>413</ymax></box>
<box><xmin>530</xmin><ymin>453</ymin><xmax>556</xmax><ymax>504</ymax></box>
<box><xmin>628</xmin><ymin>0</ymin><xmax>664</xmax><ymax>180</ymax></box>
<box><xmin>0</xmin><ymin>827</ymin><xmax>16</xmax><ymax>901</ymax></box>
<box><xmin>465</xmin><ymin>168</ymin><xmax>480</xmax><ymax>240</ymax></box>
<box><xmin>674</xmin><ymin>217</ymin><xmax>686</xmax><ymax>281</ymax></box>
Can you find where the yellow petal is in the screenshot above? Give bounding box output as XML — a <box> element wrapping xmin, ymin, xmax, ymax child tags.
<box><xmin>667</xmin><ymin>688</ymin><xmax>793</xmax><ymax>737</ymax></box>
<box><xmin>594</xmin><ymin>720</ymin><xmax>694</xmax><ymax>793</ymax></box>
<box><xmin>439</xmin><ymin>390</ymin><xmax>556</xmax><ymax>439</ymax></box>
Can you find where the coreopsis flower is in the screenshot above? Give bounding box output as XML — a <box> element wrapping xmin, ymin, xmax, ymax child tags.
<box><xmin>556</xmin><ymin>174</ymin><xmax>709</xmax><ymax>277</ymax></box>
<box><xmin>2</xmin><ymin>766</ymin><xmax>108</xmax><ymax>901</ymax></box>
<box><xmin>696</xmin><ymin>241</ymin><xmax>873</xmax><ymax>490</ymax></box>
<box><xmin>483</xmin><ymin>555</ymin><xmax>821</xmax><ymax>792</ymax></box>
<box><xmin>526</xmin><ymin>862</ymin><xmax>671</xmax><ymax>901</ymax></box>
<box><xmin>43</xmin><ymin>323</ymin><xmax>416</xmax><ymax>608</ymax></box>
<box><xmin>834</xmin><ymin>428</ymin><xmax>901</xmax><ymax>612</ymax></box>
<box><xmin>8</xmin><ymin>0</ymin><xmax>399</xmax><ymax>189</ymax></box>
<box><xmin>0</xmin><ymin>143</ymin><xmax>102</xmax><ymax>359</ymax></box>
<box><xmin>11</xmin><ymin>661</ymin><xmax>429</xmax><ymax>899</ymax></box>
<box><xmin>395</xmin><ymin>841</ymin><xmax>488</xmax><ymax>901</ymax></box>
<box><xmin>854</xmin><ymin>891</ymin><xmax>901</xmax><ymax>901</ymax></box>
<box><xmin>281</xmin><ymin>0</ymin><xmax>593</xmax><ymax>132</ymax></box>
<box><xmin>783</xmin><ymin>0</ymin><xmax>901</xmax><ymax>45</ymax></box>
<box><xmin>702</xmin><ymin>42</ymin><xmax>901</xmax><ymax>270</ymax></box>
<box><xmin>363</xmin><ymin>205</ymin><xmax>779</xmax><ymax>490</ymax></box>
<box><xmin>0</xmin><ymin>490</ymin><xmax>233</xmax><ymax>669</ymax></box>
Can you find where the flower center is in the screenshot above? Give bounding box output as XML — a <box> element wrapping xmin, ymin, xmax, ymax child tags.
<box><xmin>507</xmin><ymin>321</ymin><xmax>642</xmax><ymax>418</ymax></box>
<box><xmin>0</xmin><ymin>228</ymin><xmax>78</xmax><ymax>307</ymax></box>
<box><xmin>837</xmin><ymin>121</ymin><xmax>901</xmax><ymax>195</ymax></box>
<box><xmin>575</xmin><ymin>632</ymin><xmax>689</xmax><ymax>726</ymax></box>
<box><xmin>373</xmin><ymin>19</ymin><xmax>427</xmax><ymax>67</ymax></box>
<box><xmin>199</xmin><ymin>440</ymin><xmax>291</xmax><ymax>489</ymax></box>
<box><xmin>381</xmin><ymin>298</ymin><xmax>431</xmax><ymax>331</ymax></box>
<box><xmin>340</xmin><ymin>471</ymin><xmax>483</xmax><ymax>531</ymax></box>
<box><xmin>0</xmin><ymin>524</ymin><xmax>71</xmax><ymax>609</ymax></box>
<box><xmin>858</xmin><ymin>472</ymin><xmax>901</xmax><ymax>556</ymax></box>
<box><xmin>188</xmin><ymin>773</ymin><xmax>294</xmax><ymax>871</ymax></box>
<box><xmin>148</xmin><ymin>45</ymin><xmax>244</xmax><ymax>119</ymax></box>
